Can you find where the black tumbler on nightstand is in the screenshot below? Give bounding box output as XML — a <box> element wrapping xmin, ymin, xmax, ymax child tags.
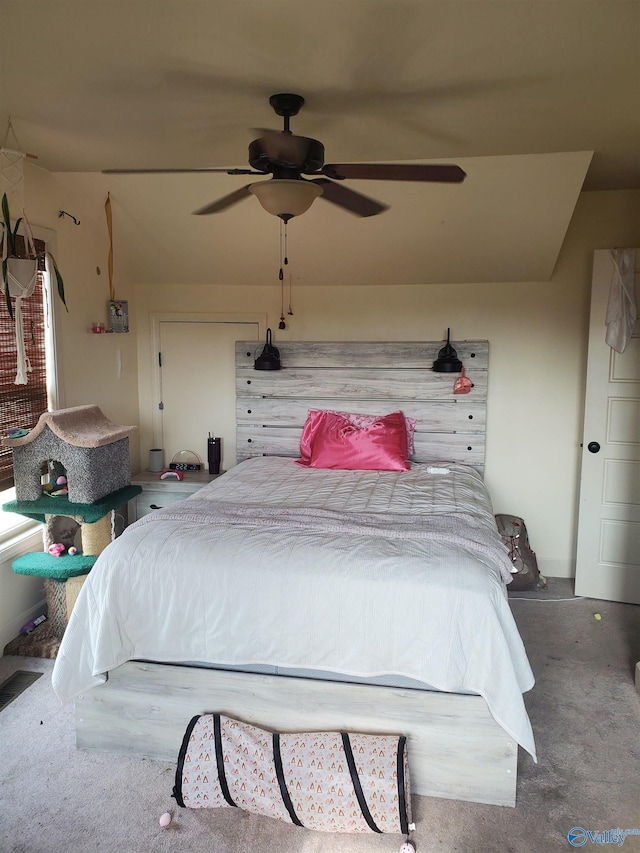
<box><xmin>207</xmin><ymin>437</ymin><xmax>221</xmax><ymax>475</ymax></box>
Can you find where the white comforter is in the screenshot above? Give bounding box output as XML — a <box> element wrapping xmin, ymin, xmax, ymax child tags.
<box><xmin>52</xmin><ymin>457</ymin><xmax>536</xmax><ymax>759</ymax></box>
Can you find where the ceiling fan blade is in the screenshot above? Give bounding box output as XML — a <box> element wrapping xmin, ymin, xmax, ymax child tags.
<box><xmin>192</xmin><ymin>185</ymin><xmax>254</xmax><ymax>215</ymax></box>
<box><xmin>102</xmin><ymin>167</ymin><xmax>260</xmax><ymax>175</ymax></box>
<box><xmin>321</xmin><ymin>163</ymin><xmax>466</xmax><ymax>183</ymax></box>
<box><xmin>309</xmin><ymin>179</ymin><xmax>388</xmax><ymax>218</ymax></box>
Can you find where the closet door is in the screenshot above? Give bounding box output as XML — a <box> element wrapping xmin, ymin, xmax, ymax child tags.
<box><xmin>575</xmin><ymin>249</ymin><xmax>640</xmax><ymax>604</ymax></box>
<box><xmin>157</xmin><ymin>319</ymin><xmax>260</xmax><ymax>473</ymax></box>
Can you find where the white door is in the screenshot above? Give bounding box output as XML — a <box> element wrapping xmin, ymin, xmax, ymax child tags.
<box><xmin>575</xmin><ymin>249</ymin><xmax>640</xmax><ymax>604</ymax></box>
<box><xmin>157</xmin><ymin>319</ymin><xmax>260</xmax><ymax>473</ymax></box>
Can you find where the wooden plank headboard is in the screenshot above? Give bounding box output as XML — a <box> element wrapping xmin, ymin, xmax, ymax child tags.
<box><xmin>235</xmin><ymin>340</ymin><xmax>489</xmax><ymax>473</ymax></box>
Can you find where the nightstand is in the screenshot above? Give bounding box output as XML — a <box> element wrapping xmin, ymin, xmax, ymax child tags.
<box><xmin>129</xmin><ymin>470</ymin><xmax>222</xmax><ymax>522</ymax></box>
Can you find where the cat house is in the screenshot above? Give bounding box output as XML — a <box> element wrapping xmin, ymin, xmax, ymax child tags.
<box><xmin>2</xmin><ymin>405</ymin><xmax>138</xmax><ymax>503</ymax></box>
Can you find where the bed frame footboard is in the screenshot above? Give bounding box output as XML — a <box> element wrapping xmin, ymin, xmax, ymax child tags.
<box><xmin>75</xmin><ymin>661</ymin><xmax>518</xmax><ymax>807</ymax></box>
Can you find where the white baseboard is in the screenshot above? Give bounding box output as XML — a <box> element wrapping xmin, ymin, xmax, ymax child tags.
<box><xmin>0</xmin><ymin>598</ymin><xmax>48</xmax><ymax>652</ymax></box>
<box><xmin>538</xmin><ymin>557</ymin><xmax>575</xmax><ymax>579</ymax></box>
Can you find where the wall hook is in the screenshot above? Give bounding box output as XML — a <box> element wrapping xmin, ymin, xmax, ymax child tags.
<box><xmin>58</xmin><ymin>210</ymin><xmax>81</xmax><ymax>225</ymax></box>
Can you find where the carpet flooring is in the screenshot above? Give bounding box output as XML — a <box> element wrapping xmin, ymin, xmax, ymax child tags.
<box><xmin>0</xmin><ymin>578</ymin><xmax>638</xmax><ymax>853</ymax></box>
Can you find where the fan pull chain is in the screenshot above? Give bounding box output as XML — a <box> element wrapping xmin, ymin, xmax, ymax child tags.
<box><xmin>279</xmin><ymin>272</ymin><xmax>286</xmax><ymax>330</ymax></box>
<box><xmin>278</xmin><ymin>220</ymin><xmax>288</xmax><ymax>329</ymax></box>
<box><xmin>280</xmin><ymin>220</ymin><xmax>289</xmax><ymax>272</ymax></box>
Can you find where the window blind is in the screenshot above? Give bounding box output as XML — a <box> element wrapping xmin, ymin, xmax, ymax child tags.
<box><xmin>0</xmin><ymin>235</ymin><xmax>48</xmax><ymax>488</ymax></box>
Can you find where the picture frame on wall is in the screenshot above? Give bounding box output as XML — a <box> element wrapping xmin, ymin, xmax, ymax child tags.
<box><xmin>108</xmin><ymin>300</ymin><xmax>129</xmax><ymax>333</ymax></box>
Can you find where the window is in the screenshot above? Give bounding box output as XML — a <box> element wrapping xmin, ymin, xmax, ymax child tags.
<box><xmin>0</xmin><ymin>234</ymin><xmax>58</xmax><ymax>541</ymax></box>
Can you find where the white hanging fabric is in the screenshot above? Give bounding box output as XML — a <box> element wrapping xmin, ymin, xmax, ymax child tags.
<box><xmin>13</xmin><ymin>294</ymin><xmax>33</xmax><ymax>384</ymax></box>
<box><xmin>606</xmin><ymin>248</ymin><xmax>637</xmax><ymax>354</ymax></box>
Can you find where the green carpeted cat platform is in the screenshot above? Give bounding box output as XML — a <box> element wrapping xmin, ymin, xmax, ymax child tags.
<box><xmin>11</xmin><ymin>551</ymin><xmax>97</xmax><ymax>579</ymax></box>
<box><xmin>2</xmin><ymin>484</ymin><xmax>141</xmax><ymax>524</ymax></box>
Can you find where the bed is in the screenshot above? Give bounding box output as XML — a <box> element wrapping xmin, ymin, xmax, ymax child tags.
<box><xmin>52</xmin><ymin>340</ymin><xmax>536</xmax><ymax>808</ymax></box>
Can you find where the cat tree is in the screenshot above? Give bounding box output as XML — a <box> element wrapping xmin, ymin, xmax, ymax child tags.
<box><xmin>2</xmin><ymin>405</ymin><xmax>142</xmax><ymax>656</ymax></box>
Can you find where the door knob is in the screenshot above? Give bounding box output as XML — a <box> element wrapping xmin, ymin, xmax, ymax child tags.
<box><xmin>587</xmin><ymin>441</ymin><xmax>601</xmax><ymax>454</ymax></box>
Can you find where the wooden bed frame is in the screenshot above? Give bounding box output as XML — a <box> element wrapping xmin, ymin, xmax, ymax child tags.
<box><xmin>75</xmin><ymin>339</ymin><xmax>523</xmax><ymax>807</ymax></box>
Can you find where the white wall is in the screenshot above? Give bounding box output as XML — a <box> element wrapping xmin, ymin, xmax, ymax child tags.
<box><xmin>0</xmin><ymin>530</ymin><xmax>45</xmax><ymax>650</ymax></box>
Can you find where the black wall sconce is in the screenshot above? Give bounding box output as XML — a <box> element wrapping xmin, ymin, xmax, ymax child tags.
<box><xmin>433</xmin><ymin>328</ymin><xmax>462</xmax><ymax>373</ymax></box>
<box><xmin>254</xmin><ymin>328</ymin><xmax>281</xmax><ymax>371</ymax></box>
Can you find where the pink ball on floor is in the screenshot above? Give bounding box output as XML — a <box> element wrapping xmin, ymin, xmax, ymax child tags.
<box><xmin>159</xmin><ymin>812</ymin><xmax>171</xmax><ymax>828</ymax></box>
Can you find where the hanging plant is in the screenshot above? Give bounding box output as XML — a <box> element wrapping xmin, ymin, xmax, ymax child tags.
<box><xmin>1</xmin><ymin>192</ymin><xmax>68</xmax><ymax>320</ymax></box>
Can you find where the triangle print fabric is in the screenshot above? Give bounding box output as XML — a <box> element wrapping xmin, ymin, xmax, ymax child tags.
<box><xmin>173</xmin><ymin>713</ymin><xmax>411</xmax><ymax>835</ymax></box>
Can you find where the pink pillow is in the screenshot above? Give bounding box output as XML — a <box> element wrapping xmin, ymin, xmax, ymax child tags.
<box><xmin>301</xmin><ymin>409</ymin><xmax>416</xmax><ymax>456</ymax></box>
<box><xmin>329</xmin><ymin>409</ymin><xmax>416</xmax><ymax>456</ymax></box>
<box><xmin>297</xmin><ymin>409</ymin><xmax>410</xmax><ymax>471</ymax></box>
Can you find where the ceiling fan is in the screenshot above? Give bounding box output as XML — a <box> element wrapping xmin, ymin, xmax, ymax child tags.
<box><xmin>104</xmin><ymin>93</ymin><xmax>466</xmax><ymax>221</ymax></box>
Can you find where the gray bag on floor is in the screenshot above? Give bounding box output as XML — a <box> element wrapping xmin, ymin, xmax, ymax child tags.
<box><xmin>495</xmin><ymin>514</ymin><xmax>544</xmax><ymax>590</ymax></box>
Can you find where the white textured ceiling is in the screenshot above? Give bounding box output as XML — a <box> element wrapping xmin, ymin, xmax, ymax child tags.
<box><xmin>1</xmin><ymin>1</ymin><xmax>638</xmax><ymax>285</ymax></box>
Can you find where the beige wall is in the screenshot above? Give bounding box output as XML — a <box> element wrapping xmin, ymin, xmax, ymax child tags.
<box><xmin>20</xmin><ymin>166</ymin><xmax>142</xmax><ymax>471</ymax></box>
<box><xmin>134</xmin><ymin>190</ymin><xmax>640</xmax><ymax>579</ymax></box>
<box><xmin>0</xmin><ymin>167</ymin><xmax>142</xmax><ymax>646</ymax></box>
<box><xmin>2</xmin><ymin>170</ymin><xmax>639</xmax><ymax>646</ymax></box>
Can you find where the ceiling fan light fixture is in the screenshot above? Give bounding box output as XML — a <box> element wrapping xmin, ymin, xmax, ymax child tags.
<box><xmin>249</xmin><ymin>179</ymin><xmax>323</xmax><ymax>222</ymax></box>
